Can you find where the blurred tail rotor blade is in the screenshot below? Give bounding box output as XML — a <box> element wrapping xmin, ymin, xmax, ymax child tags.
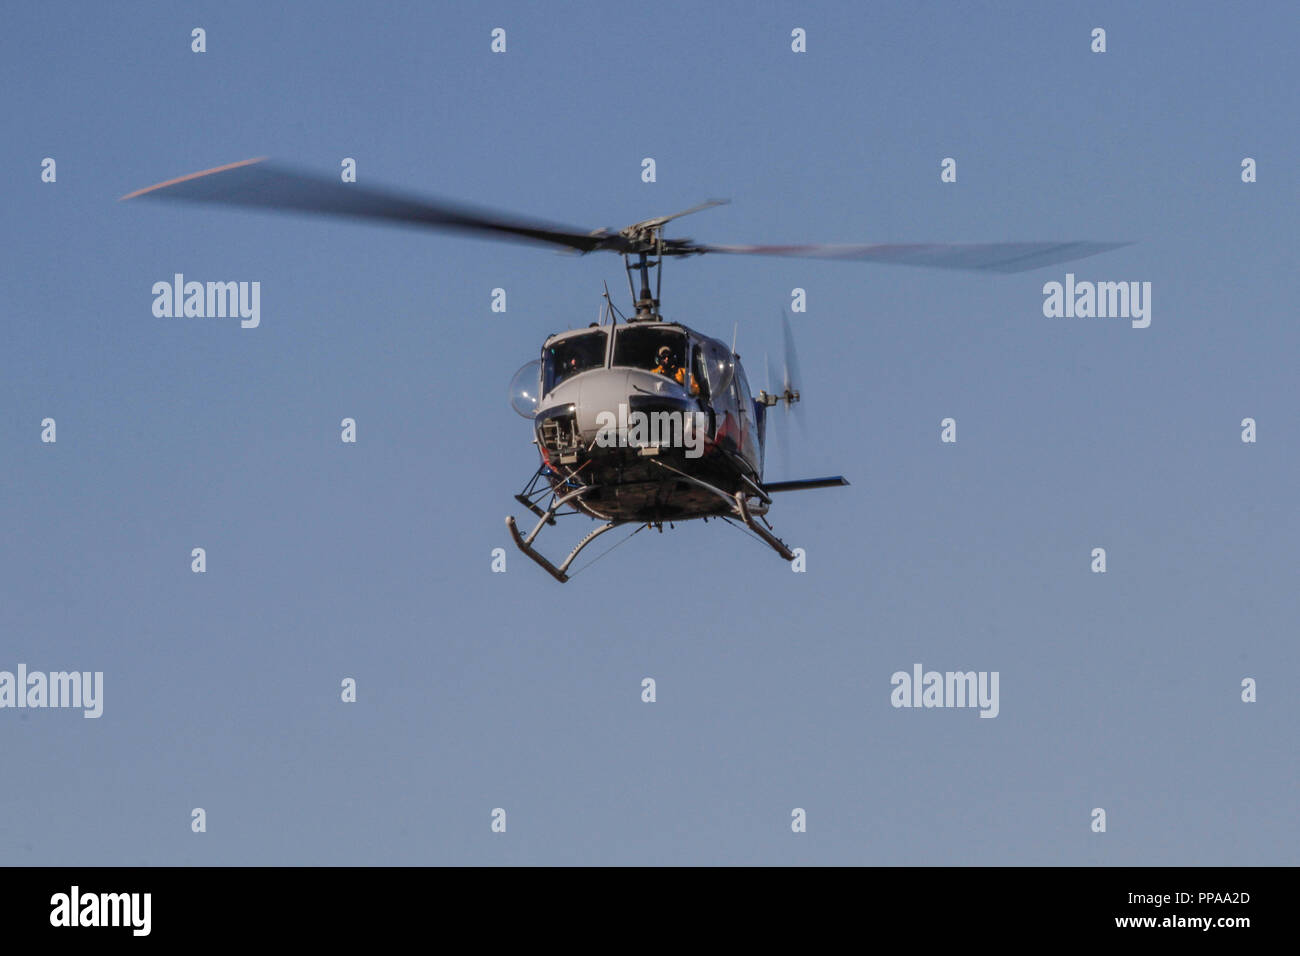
<box><xmin>781</xmin><ymin>310</ymin><xmax>802</xmax><ymax>396</ymax></box>
<box><xmin>781</xmin><ymin>310</ymin><xmax>805</xmax><ymax>431</ymax></box>
<box><xmin>780</xmin><ymin>417</ymin><xmax>792</xmax><ymax>481</ymax></box>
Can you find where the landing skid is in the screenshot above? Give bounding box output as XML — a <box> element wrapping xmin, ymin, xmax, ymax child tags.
<box><xmin>506</xmin><ymin>470</ymin><xmax>630</xmax><ymax>582</ymax></box>
<box><xmin>505</xmin><ymin>461</ymin><xmax>804</xmax><ymax>583</ymax></box>
<box><xmin>734</xmin><ymin>492</ymin><xmax>795</xmax><ymax>561</ymax></box>
<box><xmin>648</xmin><ymin>459</ymin><xmax>797</xmax><ymax>562</ymax></box>
<box><xmin>506</xmin><ymin>512</ymin><xmax>625</xmax><ymax>583</ymax></box>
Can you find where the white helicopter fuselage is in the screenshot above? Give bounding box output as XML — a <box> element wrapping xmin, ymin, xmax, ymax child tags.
<box><xmin>523</xmin><ymin>320</ymin><xmax>765</xmax><ymax>524</ymax></box>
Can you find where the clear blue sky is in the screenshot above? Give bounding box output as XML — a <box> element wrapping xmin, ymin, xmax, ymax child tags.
<box><xmin>2</xmin><ymin>0</ymin><xmax>1296</xmax><ymax>865</ymax></box>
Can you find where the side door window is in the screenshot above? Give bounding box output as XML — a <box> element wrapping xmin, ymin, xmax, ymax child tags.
<box><xmin>690</xmin><ymin>345</ymin><xmax>710</xmax><ymax>401</ymax></box>
<box><xmin>733</xmin><ymin>363</ymin><xmax>756</xmax><ymax>460</ymax></box>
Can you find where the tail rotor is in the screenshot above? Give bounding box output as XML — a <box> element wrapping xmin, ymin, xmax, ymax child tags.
<box><xmin>758</xmin><ymin>311</ymin><xmax>805</xmax><ymax>479</ymax></box>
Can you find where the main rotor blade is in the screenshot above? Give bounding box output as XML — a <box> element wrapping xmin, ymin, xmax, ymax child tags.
<box><xmin>121</xmin><ymin>161</ymin><xmax>1133</xmax><ymax>272</ymax></box>
<box><xmin>696</xmin><ymin>240</ymin><xmax>1132</xmax><ymax>273</ymax></box>
<box><xmin>632</xmin><ymin>199</ymin><xmax>730</xmax><ymax>231</ymax></box>
<box><xmin>121</xmin><ymin>157</ymin><xmax>630</xmax><ymax>253</ymax></box>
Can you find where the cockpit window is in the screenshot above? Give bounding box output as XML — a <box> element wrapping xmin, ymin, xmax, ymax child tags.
<box><xmin>613</xmin><ymin>327</ymin><xmax>688</xmax><ymax>376</ymax></box>
<box><xmin>543</xmin><ymin>330</ymin><xmax>607</xmax><ymax>392</ymax></box>
<box><xmin>691</xmin><ymin>345</ymin><xmax>710</xmax><ymax>400</ymax></box>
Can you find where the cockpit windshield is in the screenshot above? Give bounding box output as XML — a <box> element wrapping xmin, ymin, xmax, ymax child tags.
<box><xmin>543</xmin><ymin>330</ymin><xmax>607</xmax><ymax>392</ymax></box>
<box><xmin>613</xmin><ymin>327</ymin><xmax>688</xmax><ymax>377</ymax></box>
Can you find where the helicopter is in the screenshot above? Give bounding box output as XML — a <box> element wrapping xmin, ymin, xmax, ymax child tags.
<box><xmin>122</xmin><ymin>158</ymin><xmax>1130</xmax><ymax>581</ymax></box>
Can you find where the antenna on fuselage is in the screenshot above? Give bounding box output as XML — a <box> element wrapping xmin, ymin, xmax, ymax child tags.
<box><xmin>602</xmin><ymin>280</ymin><xmax>626</xmax><ymax>325</ymax></box>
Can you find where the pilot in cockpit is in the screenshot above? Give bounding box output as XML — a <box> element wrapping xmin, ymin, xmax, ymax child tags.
<box><xmin>652</xmin><ymin>345</ymin><xmax>700</xmax><ymax>396</ymax></box>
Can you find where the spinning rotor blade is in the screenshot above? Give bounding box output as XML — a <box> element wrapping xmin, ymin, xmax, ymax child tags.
<box><xmin>781</xmin><ymin>311</ymin><xmax>801</xmax><ymax>401</ymax></box>
<box><xmin>121</xmin><ymin>157</ymin><xmax>633</xmax><ymax>254</ymax></box>
<box><xmin>631</xmin><ymin>199</ymin><xmax>730</xmax><ymax>232</ymax></box>
<box><xmin>696</xmin><ymin>240</ymin><xmax>1132</xmax><ymax>273</ymax></box>
<box><xmin>122</xmin><ymin>159</ymin><xmax>1132</xmax><ymax>271</ymax></box>
<box><xmin>781</xmin><ymin>312</ymin><xmax>805</xmax><ymax>433</ymax></box>
<box><xmin>760</xmin><ymin>350</ymin><xmax>790</xmax><ymax>478</ymax></box>
<box><xmin>766</xmin><ymin>313</ymin><xmax>808</xmax><ymax>479</ymax></box>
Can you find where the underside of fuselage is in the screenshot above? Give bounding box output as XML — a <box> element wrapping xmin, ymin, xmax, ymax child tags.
<box><xmin>544</xmin><ymin>443</ymin><xmax>758</xmax><ymax>524</ymax></box>
<box><xmin>508</xmin><ymin>440</ymin><xmax>795</xmax><ymax>583</ymax></box>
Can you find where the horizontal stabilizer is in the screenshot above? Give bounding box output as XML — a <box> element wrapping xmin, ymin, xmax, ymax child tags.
<box><xmin>761</xmin><ymin>476</ymin><xmax>850</xmax><ymax>493</ymax></box>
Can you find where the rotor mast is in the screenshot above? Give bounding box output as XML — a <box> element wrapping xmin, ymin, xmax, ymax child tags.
<box><xmin>625</xmin><ymin>248</ymin><xmax>663</xmax><ymax>321</ymax></box>
<box><xmin>611</xmin><ymin>199</ymin><xmax>728</xmax><ymax>322</ymax></box>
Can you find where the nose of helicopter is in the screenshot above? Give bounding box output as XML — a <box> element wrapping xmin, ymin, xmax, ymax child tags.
<box><xmin>540</xmin><ymin>368</ymin><xmax>690</xmax><ymax>441</ymax></box>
